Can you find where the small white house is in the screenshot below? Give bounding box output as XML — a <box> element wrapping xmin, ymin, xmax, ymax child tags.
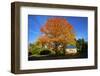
<box><xmin>65</xmin><ymin>46</ymin><xmax>77</xmax><ymax>55</ymax></box>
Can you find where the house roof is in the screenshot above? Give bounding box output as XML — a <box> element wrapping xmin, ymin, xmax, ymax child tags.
<box><xmin>66</xmin><ymin>46</ymin><xmax>76</xmax><ymax>49</ymax></box>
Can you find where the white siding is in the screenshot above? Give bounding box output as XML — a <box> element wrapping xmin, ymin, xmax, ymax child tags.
<box><xmin>65</xmin><ymin>48</ymin><xmax>77</xmax><ymax>54</ymax></box>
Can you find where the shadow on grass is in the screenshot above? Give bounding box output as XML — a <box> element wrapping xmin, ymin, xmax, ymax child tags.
<box><xmin>28</xmin><ymin>51</ymin><xmax>88</xmax><ymax>61</ymax></box>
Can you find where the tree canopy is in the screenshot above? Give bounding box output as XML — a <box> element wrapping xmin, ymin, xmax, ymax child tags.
<box><xmin>39</xmin><ymin>18</ymin><xmax>76</xmax><ymax>47</ymax></box>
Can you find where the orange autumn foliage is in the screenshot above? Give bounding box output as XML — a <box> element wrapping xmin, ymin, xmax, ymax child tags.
<box><xmin>39</xmin><ymin>17</ymin><xmax>76</xmax><ymax>47</ymax></box>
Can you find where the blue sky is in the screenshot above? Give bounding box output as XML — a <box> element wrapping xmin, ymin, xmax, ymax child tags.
<box><xmin>28</xmin><ymin>15</ymin><xmax>88</xmax><ymax>44</ymax></box>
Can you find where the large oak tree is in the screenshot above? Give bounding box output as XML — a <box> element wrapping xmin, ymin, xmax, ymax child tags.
<box><xmin>38</xmin><ymin>17</ymin><xmax>76</xmax><ymax>55</ymax></box>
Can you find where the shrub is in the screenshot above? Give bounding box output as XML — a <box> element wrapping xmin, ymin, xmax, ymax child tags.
<box><xmin>40</xmin><ymin>50</ymin><xmax>51</xmax><ymax>55</ymax></box>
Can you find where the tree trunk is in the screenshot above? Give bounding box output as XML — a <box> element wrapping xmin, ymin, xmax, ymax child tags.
<box><xmin>63</xmin><ymin>44</ymin><xmax>66</xmax><ymax>56</ymax></box>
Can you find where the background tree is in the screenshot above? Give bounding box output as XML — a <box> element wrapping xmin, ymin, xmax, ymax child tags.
<box><xmin>39</xmin><ymin>17</ymin><xmax>76</xmax><ymax>55</ymax></box>
<box><xmin>76</xmin><ymin>38</ymin><xmax>88</xmax><ymax>57</ymax></box>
